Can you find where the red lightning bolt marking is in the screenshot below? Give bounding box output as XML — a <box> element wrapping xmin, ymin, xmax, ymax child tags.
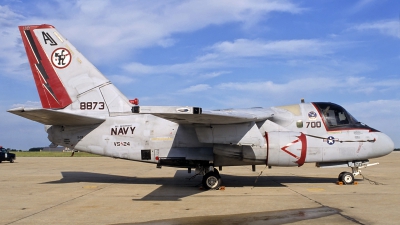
<box><xmin>280</xmin><ymin>133</ymin><xmax>307</xmax><ymax>167</ymax></box>
<box><xmin>296</xmin><ymin>133</ymin><xmax>307</xmax><ymax>166</ymax></box>
<box><xmin>281</xmin><ymin>140</ymin><xmax>300</xmax><ymax>159</ymax></box>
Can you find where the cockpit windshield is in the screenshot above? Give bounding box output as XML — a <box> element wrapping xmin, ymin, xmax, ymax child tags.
<box><xmin>312</xmin><ymin>102</ymin><xmax>377</xmax><ymax>131</ymax></box>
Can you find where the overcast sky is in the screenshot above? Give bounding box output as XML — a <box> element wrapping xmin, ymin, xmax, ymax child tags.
<box><xmin>0</xmin><ymin>0</ymin><xmax>399</xmax><ymax>149</ymax></box>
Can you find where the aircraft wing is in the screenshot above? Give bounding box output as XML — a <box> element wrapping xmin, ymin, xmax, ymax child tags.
<box><xmin>132</xmin><ymin>106</ymin><xmax>273</xmax><ymax>124</ymax></box>
<box><xmin>8</xmin><ymin>107</ymin><xmax>105</xmax><ymax>126</ymax></box>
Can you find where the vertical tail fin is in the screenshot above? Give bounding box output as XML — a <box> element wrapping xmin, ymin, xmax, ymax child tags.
<box><xmin>19</xmin><ymin>24</ymin><xmax>131</xmax><ymax>115</ymax></box>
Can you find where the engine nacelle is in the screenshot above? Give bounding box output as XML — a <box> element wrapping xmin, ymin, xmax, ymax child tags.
<box><xmin>267</xmin><ymin>131</ymin><xmax>307</xmax><ymax>167</ymax></box>
<box><xmin>213</xmin><ymin>144</ymin><xmax>267</xmax><ymax>166</ymax></box>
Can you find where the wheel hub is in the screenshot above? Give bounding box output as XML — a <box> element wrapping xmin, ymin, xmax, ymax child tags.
<box><xmin>344</xmin><ymin>175</ymin><xmax>352</xmax><ymax>183</ymax></box>
<box><xmin>206</xmin><ymin>176</ymin><xmax>218</xmax><ymax>188</ymax></box>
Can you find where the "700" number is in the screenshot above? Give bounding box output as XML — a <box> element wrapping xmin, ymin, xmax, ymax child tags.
<box><xmin>306</xmin><ymin>121</ymin><xmax>321</xmax><ymax>128</ymax></box>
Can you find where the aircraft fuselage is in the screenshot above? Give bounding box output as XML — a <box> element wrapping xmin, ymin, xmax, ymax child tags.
<box><xmin>46</xmin><ymin>102</ymin><xmax>393</xmax><ymax>169</ymax></box>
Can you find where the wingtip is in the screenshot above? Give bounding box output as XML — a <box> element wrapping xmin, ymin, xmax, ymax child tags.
<box><xmin>7</xmin><ymin>107</ymin><xmax>25</xmax><ymax>112</ymax></box>
<box><xmin>7</xmin><ymin>107</ymin><xmax>45</xmax><ymax>113</ymax></box>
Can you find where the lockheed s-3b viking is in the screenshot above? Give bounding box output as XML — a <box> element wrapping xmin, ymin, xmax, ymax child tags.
<box><xmin>9</xmin><ymin>24</ymin><xmax>394</xmax><ymax>189</ymax></box>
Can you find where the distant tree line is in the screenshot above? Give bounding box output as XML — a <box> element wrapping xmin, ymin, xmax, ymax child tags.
<box><xmin>5</xmin><ymin>148</ymin><xmax>25</xmax><ymax>152</ymax></box>
<box><xmin>29</xmin><ymin>147</ymin><xmax>44</xmax><ymax>152</ymax></box>
<box><xmin>2</xmin><ymin>147</ymin><xmax>42</xmax><ymax>152</ymax></box>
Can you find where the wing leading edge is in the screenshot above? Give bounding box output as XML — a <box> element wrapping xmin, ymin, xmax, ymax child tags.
<box><xmin>8</xmin><ymin>108</ymin><xmax>105</xmax><ymax>126</ymax></box>
<box><xmin>132</xmin><ymin>106</ymin><xmax>274</xmax><ymax>124</ymax></box>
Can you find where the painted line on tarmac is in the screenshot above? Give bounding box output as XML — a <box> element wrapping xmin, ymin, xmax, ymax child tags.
<box><xmin>5</xmin><ymin>184</ymin><xmax>112</xmax><ymax>225</ymax></box>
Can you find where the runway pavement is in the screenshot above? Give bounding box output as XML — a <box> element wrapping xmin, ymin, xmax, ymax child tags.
<box><xmin>1</xmin><ymin>152</ymin><xmax>399</xmax><ymax>225</ymax></box>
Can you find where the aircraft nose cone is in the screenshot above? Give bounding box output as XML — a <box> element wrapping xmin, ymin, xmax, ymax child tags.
<box><xmin>372</xmin><ymin>132</ymin><xmax>394</xmax><ymax>157</ymax></box>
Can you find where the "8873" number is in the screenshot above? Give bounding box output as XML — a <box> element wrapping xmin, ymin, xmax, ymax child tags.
<box><xmin>80</xmin><ymin>102</ymin><xmax>105</xmax><ymax>110</ymax></box>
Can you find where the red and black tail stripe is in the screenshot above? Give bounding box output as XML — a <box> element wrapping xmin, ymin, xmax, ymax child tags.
<box><xmin>19</xmin><ymin>25</ymin><xmax>72</xmax><ymax>109</ymax></box>
<box><xmin>24</xmin><ymin>29</ymin><xmax>58</xmax><ymax>103</ymax></box>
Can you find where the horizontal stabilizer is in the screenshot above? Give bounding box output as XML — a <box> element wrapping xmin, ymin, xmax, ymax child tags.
<box><xmin>8</xmin><ymin>107</ymin><xmax>105</xmax><ymax>126</ymax></box>
<box><xmin>132</xmin><ymin>106</ymin><xmax>273</xmax><ymax>124</ymax></box>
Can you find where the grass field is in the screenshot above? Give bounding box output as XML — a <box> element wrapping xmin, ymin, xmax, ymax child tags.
<box><xmin>14</xmin><ymin>151</ymin><xmax>102</xmax><ymax>157</ymax></box>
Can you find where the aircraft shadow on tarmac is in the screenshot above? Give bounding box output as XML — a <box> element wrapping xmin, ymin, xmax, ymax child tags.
<box><xmin>43</xmin><ymin>170</ymin><xmax>337</xmax><ymax>201</ymax></box>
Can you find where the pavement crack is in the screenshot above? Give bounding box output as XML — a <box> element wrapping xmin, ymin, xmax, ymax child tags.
<box><xmin>271</xmin><ymin>179</ymin><xmax>365</xmax><ymax>225</ymax></box>
<box><xmin>361</xmin><ymin>175</ymin><xmax>385</xmax><ymax>185</ymax></box>
<box><xmin>338</xmin><ymin>212</ymin><xmax>365</xmax><ymax>225</ymax></box>
<box><xmin>6</xmin><ymin>184</ymin><xmax>111</xmax><ymax>225</ymax></box>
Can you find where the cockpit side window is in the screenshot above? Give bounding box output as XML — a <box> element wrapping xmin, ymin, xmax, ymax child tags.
<box><xmin>312</xmin><ymin>102</ymin><xmax>376</xmax><ymax>131</ymax></box>
<box><xmin>314</xmin><ymin>102</ymin><xmax>355</xmax><ymax>128</ymax></box>
<box><xmin>324</xmin><ymin>109</ymin><xmax>350</xmax><ymax>126</ymax></box>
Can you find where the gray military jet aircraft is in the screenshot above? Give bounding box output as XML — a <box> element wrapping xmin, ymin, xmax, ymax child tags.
<box><xmin>9</xmin><ymin>24</ymin><xmax>394</xmax><ymax>189</ymax></box>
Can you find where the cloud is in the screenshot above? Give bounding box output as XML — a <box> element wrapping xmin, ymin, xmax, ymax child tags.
<box><xmin>217</xmin><ymin>77</ymin><xmax>339</xmax><ymax>93</ymax></box>
<box><xmin>348</xmin><ymin>0</ymin><xmax>377</xmax><ymax>13</ymax></box>
<box><xmin>76</xmin><ymin>0</ymin><xmax>110</xmax><ymax>14</ymax></box>
<box><xmin>123</xmin><ymin>61</ymin><xmax>230</xmax><ymax>79</ymax></box>
<box><xmin>123</xmin><ymin>61</ymin><xmax>225</xmax><ymax>76</ymax></box>
<box><xmin>122</xmin><ymin>62</ymin><xmax>156</xmax><ymax>75</ymax></box>
<box><xmin>0</xmin><ymin>6</ymin><xmax>31</xmax><ymax>80</ymax></box>
<box><xmin>123</xmin><ymin>38</ymin><xmax>338</xmax><ymax>78</ymax></box>
<box><xmin>216</xmin><ymin>76</ymin><xmax>400</xmax><ymax>95</ymax></box>
<box><xmin>208</xmin><ymin>39</ymin><xmax>335</xmax><ymax>58</ymax></box>
<box><xmin>179</xmin><ymin>84</ymin><xmax>211</xmax><ymax>93</ymax></box>
<box><xmin>108</xmin><ymin>75</ymin><xmax>135</xmax><ymax>85</ymax></box>
<box><xmin>0</xmin><ymin>0</ymin><xmax>305</xmax><ymax>80</ymax></box>
<box><xmin>350</xmin><ymin>20</ymin><xmax>400</xmax><ymax>38</ymax></box>
<box><xmin>198</xmin><ymin>71</ymin><xmax>230</xmax><ymax>79</ymax></box>
<box><xmin>11</xmin><ymin>101</ymin><xmax>42</xmax><ymax>109</ymax></box>
<box><xmin>0</xmin><ymin>5</ymin><xmax>24</xmax><ymax>26</ymax></box>
<box><xmin>346</xmin><ymin>100</ymin><xmax>400</xmax><ymax>117</ymax></box>
<box><xmin>344</xmin><ymin>99</ymin><xmax>400</xmax><ymax>147</ymax></box>
<box><xmin>39</xmin><ymin>0</ymin><xmax>304</xmax><ymax>62</ymax></box>
<box><xmin>344</xmin><ymin>77</ymin><xmax>400</xmax><ymax>94</ymax></box>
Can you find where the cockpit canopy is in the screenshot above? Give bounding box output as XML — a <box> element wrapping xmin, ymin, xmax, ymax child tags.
<box><xmin>312</xmin><ymin>102</ymin><xmax>378</xmax><ymax>131</ymax></box>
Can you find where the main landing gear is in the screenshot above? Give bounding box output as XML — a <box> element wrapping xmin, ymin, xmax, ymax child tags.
<box><xmin>203</xmin><ymin>169</ymin><xmax>221</xmax><ymax>190</ymax></box>
<box><xmin>337</xmin><ymin>161</ymin><xmax>379</xmax><ymax>185</ymax></box>
<box><xmin>196</xmin><ymin>165</ymin><xmax>222</xmax><ymax>190</ymax></box>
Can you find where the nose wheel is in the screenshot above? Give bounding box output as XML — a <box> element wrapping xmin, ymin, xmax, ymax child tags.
<box><xmin>338</xmin><ymin>172</ymin><xmax>354</xmax><ymax>185</ymax></box>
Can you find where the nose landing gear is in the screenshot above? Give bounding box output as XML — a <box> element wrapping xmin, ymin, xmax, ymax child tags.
<box><xmin>338</xmin><ymin>161</ymin><xmax>379</xmax><ymax>185</ymax></box>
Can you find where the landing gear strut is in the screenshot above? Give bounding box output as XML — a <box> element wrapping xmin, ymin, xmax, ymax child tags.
<box><xmin>338</xmin><ymin>161</ymin><xmax>379</xmax><ymax>185</ymax></box>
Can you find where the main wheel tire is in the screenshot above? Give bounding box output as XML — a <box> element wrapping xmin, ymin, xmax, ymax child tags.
<box><xmin>341</xmin><ymin>172</ymin><xmax>354</xmax><ymax>185</ymax></box>
<box><xmin>338</xmin><ymin>172</ymin><xmax>346</xmax><ymax>181</ymax></box>
<box><xmin>202</xmin><ymin>172</ymin><xmax>221</xmax><ymax>190</ymax></box>
<box><xmin>10</xmin><ymin>158</ymin><xmax>14</xmax><ymax>163</ymax></box>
